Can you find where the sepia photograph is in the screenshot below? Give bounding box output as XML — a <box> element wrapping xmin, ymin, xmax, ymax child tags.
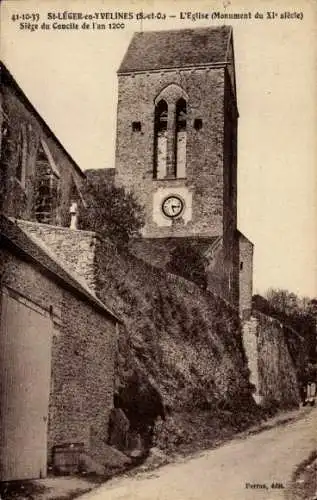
<box><xmin>0</xmin><ymin>0</ymin><xmax>316</xmax><ymax>498</ymax></box>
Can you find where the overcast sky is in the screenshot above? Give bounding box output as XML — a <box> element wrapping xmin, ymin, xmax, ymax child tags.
<box><xmin>1</xmin><ymin>0</ymin><xmax>316</xmax><ymax>297</ymax></box>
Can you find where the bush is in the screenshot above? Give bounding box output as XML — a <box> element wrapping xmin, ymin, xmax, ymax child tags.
<box><xmin>79</xmin><ymin>173</ymin><xmax>145</xmax><ymax>248</ymax></box>
<box><xmin>167</xmin><ymin>241</ymin><xmax>208</xmax><ymax>288</ymax></box>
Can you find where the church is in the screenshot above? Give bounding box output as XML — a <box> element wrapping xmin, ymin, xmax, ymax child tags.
<box><xmin>0</xmin><ymin>25</ymin><xmax>256</xmax><ymax>480</ymax></box>
<box><xmin>1</xmin><ymin>26</ymin><xmax>254</xmax><ymax>320</ymax></box>
<box><xmin>114</xmin><ymin>26</ymin><xmax>253</xmax><ymax>318</ymax></box>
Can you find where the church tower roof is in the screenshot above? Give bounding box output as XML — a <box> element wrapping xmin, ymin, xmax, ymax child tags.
<box><xmin>118</xmin><ymin>26</ymin><xmax>233</xmax><ymax>74</ymax></box>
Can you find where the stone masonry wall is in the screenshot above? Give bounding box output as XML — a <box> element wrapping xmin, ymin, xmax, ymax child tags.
<box><xmin>256</xmin><ymin>312</ymin><xmax>300</xmax><ymax>407</ymax></box>
<box><xmin>115</xmin><ymin>68</ymin><xmax>226</xmax><ymax>239</ymax></box>
<box><xmin>242</xmin><ymin>317</ymin><xmax>261</xmax><ymax>404</ymax></box>
<box><xmin>1</xmin><ymin>75</ymin><xmax>84</xmax><ymax>225</ymax></box>
<box><xmin>222</xmin><ymin>71</ymin><xmax>239</xmax><ymax>308</ymax></box>
<box><xmin>115</xmin><ymin>66</ymin><xmax>239</xmax><ymax>305</ymax></box>
<box><xmin>48</xmin><ymin>290</ymin><xmax>116</xmax><ymax>463</ymax></box>
<box><xmin>239</xmin><ymin>234</ymin><xmax>254</xmax><ymax>319</ymax></box>
<box><xmin>22</xmin><ymin>221</ymin><xmax>301</xmax><ymax>452</ymax></box>
<box><xmin>0</xmin><ymin>247</ymin><xmax>116</xmax><ymax>464</ymax></box>
<box><xmin>242</xmin><ymin>312</ymin><xmax>300</xmax><ymax>408</ymax></box>
<box><xmin>0</xmin><ymin>249</ymin><xmax>63</xmax><ymax>317</ymax></box>
<box><xmin>22</xmin><ymin>217</ymin><xmax>236</xmax><ymax>317</ymax></box>
<box><xmin>129</xmin><ymin>236</ymin><xmax>228</xmax><ymax>302</ymax></box>
<box><xmin>16</xmin><ymin>221</ymin><xmax>98</xmax><ymax>291</ymax></box>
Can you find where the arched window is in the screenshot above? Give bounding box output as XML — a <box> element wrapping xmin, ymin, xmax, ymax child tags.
<box><xmin>153</xmin><ymin>86</ymin><xmax>188</xmax><ymax>179</ymax></box>
<box><xmin>16</xmin><ymin>125</ymin><xmax>27</xmax><ymax>187</ymax></box>
<box><xmin>175</xmin><ymin>98</ymin><xmax>187</xmax><ymax>178</ymax></box>
<box><xmin>154</xmin><ymin>100</ymin><xmax>168</xmax><ymax>179</ymax></box>
<box><xmin>33</xmin><ymin>139</ymin><xmax>60</xmax><ymax>224</ymax></box>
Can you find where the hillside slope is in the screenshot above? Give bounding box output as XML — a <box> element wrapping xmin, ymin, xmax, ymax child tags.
<box><xmin>93</xmin><ymin>240</ymin><xmax>259</xmax><ymax>452</ymax></box>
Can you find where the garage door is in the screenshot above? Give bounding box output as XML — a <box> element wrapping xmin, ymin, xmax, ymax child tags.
<box><xmin>0</xmin><ymin>289</ymin><xmax>53</xmax><ymax>480</ymax></box>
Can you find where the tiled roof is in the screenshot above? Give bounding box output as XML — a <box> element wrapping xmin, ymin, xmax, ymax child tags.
<box><xmin>0</xmin><ymin>215</ymin><xmax>120</xmax><ymax>322</ymax></box>
<box><xmin>118</xmin><ymin>26</ymin><xmax>232</xmax><ymax>73</ymax></box>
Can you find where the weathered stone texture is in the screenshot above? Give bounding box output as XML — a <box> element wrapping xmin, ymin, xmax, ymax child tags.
<box><xmin>221</xmin><ymin>72</ymin><xmax>239</xmax><ymax>307</ymax></box>
<box><xmin>48</xmin><ymin>291</ymin><xmax>116</xmax><ymax>463</ymax></box>
<box><xmin>114</xmin><ymin>54</ymin><xmax>240</xmax><ymax>306</ymax></box>
<box><xmin>256</xmin><ymin>312</ymin><xmax>300</xmax><ymax>407</ymax></box>
<box><xmin>18</xmin><ymin>223</ymin><xmax>253</xmax><ymax>416</ymax></box>
<box><xmin>129</xmin><ymin>236</ymin><xmax>227</xmax><ymax>300</ymax></box>
<box><xmin>0</xmin><ymin>247</ymin><xmax>117</xmax><ymax>464</ymax></box>
<box><xmin>242</xmin><ymin>313</ymin><xmax>300</xmax><ymax>408</ymax></box>
<box><xmin>239</xmin><ymin>233</ymin><xmax>254</xmax><ymax>319</ymax></box>
<box><xmin>242</xmin><ymin>317</ymin><xmax>261</xmax><ymax>403</ymax></box>
<box><xmin>16</xmin><ymin>220</ymin><xmax>98</xmax><ymax>291</ymax></box>
<box><xmin>115</xmin><ymin>68</ymin><xmax>226</xmax><ymax>239</ymax></box>
<box><xmin>85</xmin><ymin>168</ymin><xmax>115</xmax><ymax>185</ymax></box>
<box><xmin>0</xmin><ymin>249</ymin><xmax>63</xmax><ymax>310</ymax></box>
<box><xmin>1</xmin><ymin>65</ymin><xmax>84</xmax><ymax>225</ymax></box>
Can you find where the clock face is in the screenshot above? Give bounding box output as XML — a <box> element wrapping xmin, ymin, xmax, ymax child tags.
<box><xmin>162</xmin><ymin>195</ymin><xmax>184</xmax><ymax>218</ymax></box>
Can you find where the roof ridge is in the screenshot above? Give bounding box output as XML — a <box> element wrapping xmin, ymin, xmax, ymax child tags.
<box><xmin>1</xmin><ymin>215</ymin><xmax>120</xmax><ymax>321</ymax></box>
<box><xmin>17</xmin><ymin>221</ymin><xmax>98</xmax><ymax>296</ymax></box>
<box><xmin>118</xmin><ymin>26</ymin><xmax>233</xmax><ymax>74</ymax></box>
<box><xmin>133</xmin><ymin>25</ymin><xmax>230</xmax><ymax>35</ymax></box>
<box><xmin>0</xmin><ymin>62</ymin><xmax>85</xmax><ymax>179</ymax></box>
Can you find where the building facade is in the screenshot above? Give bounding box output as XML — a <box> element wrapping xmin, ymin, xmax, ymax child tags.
<box><xmin>0</xmin><ymin>64</ymin><xmax>119</xmax><ymax>480</ymax></box>
<box><xmin>0</xmin><ymin>63</ymin><xmax>84</xmax><ymax>226</ymax></box>
<box><xmin>114</xmin><ymin>27</ymin><xmax>249</xmax><ymax>308</ymax></box>
<box><xmin>0</xmin><ymin>216</ymin><xmax>119</xmax><ymax>480</ymax></box>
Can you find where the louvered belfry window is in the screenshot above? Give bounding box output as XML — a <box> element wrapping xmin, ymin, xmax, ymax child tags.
<box><xmin>153</xmin><ymin>86</ymin><xmax>188</xmax><ymax>180</ymax></box>
<box><xmin>154</xmin><ymin>100</ymin><xmax>168</xmax><ymax>179</ymax></box>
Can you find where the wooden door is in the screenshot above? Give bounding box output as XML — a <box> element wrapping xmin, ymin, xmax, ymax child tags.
<box><xmin>0</xmin><ymin>289</ymin><xmax>53</xmax><ymax>480</ymax></box>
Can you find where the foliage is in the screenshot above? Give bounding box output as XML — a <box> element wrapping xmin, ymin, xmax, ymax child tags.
<box><xmin>94</xmin><ymin>237</ymin><xmax>257</xmax><ymax>452</ymax></box>
<box><xmin>264</xmin><ymin>288</ymin><xmax>317</xmax><ymax>318</ymax></box>
<box><xmin>78</xmin><ymin>173</ymin><xmax>145</xmax><ymax>248</ymax></box>
<box><xmin>253</xmin><ymin>290</ymin><xmax>317</xmax><ymax>384</ymax></box>
<box><xmin>307</xmin><ymin>298</ymin><xmax>317</xmax><ymax>318</ymax></box>
<box><xmin>287</xmin><ymin>451</ymin><xmax>317</xmax><ymax>500</ymax></box>
<box><xmin>166</xmin><ymin>240</ymin><xmax>208</xmax><ymax>288</ymax></box>
<box><xmin>265</xmin><ymin>288</ymin><xmax>297</xmax><ymax>315</ymax></box>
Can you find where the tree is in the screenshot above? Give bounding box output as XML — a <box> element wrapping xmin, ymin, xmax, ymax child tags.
<box><xmin>265</xmin><ymin>288</ymin><xmax>299</xmax><ymax>315</ymax></box>
<box><xmin>307</xmin><ymin>298</ymin><xmax>317</xmax><ymax>318</ymax></box>
<box><xmin>78</xmin><ymin>173</ymin><xmax>145</xmax><ymax>249</ymax></box>
<box><xmin>167</xmin><ymin>241</ymin><xmax>208</xmax><ymax>288</ymax></box>
<box><xmin>256</xmin><ymin>288</ymin><xmax>317</xmax><ymax>374</ymax></box>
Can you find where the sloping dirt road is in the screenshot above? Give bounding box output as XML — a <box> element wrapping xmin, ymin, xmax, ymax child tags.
<box><xmin>79</xmin><ymin>408</ymin><xmax>317</xmax><ymax>500</ymax></box>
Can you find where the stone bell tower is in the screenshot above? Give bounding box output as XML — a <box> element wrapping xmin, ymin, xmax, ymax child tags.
<box><xmin>115</xmin><ymin>26</ymin><xmax>239</xmax><ymax>305</ymax></box>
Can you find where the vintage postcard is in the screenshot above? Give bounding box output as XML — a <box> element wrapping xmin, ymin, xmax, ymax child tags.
<box><xmin>0</xmin><ymin>0</ymin><xmax>316</xmax><ymax>498</ymax></box>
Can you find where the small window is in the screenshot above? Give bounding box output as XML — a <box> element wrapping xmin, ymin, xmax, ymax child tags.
<box><xmin>194</xmin><ymin>119</ymin><xmax>203</xmax><ymax>130</ymax></box>
<box><xmin>240</xmin><ymin>261</ymin><xmax>244</xmax><ymax>271</ymax></box>
<box><xmin>132</xmin><ymin>121</ymin><xmax>141</xmax><ymax>132</ymax></box>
